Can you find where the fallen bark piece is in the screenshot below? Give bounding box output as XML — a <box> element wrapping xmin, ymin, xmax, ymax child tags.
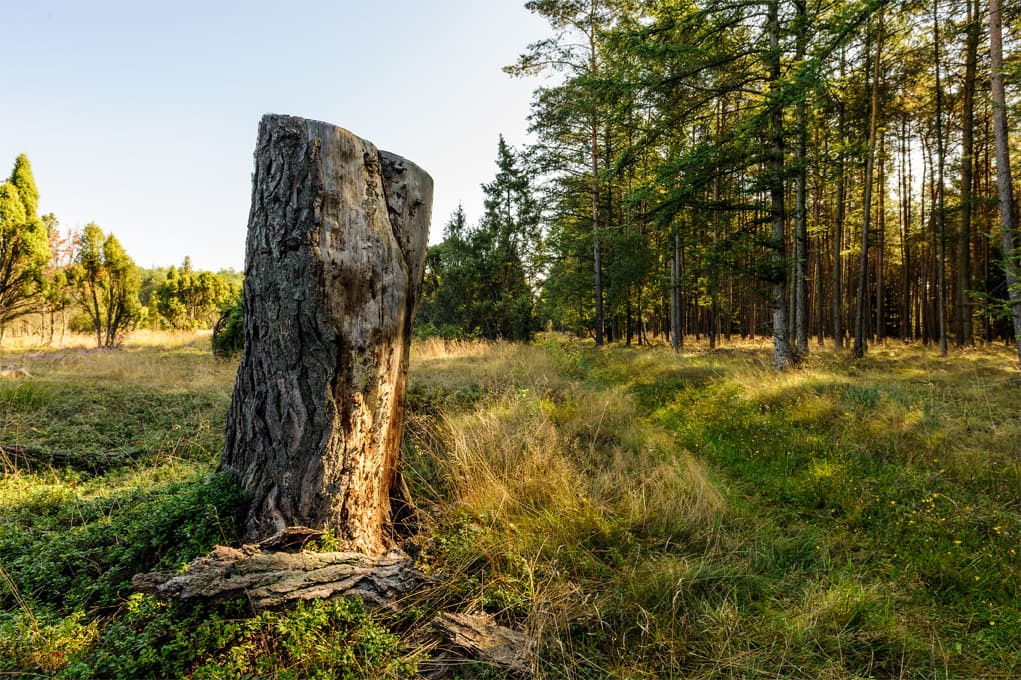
<box><xmin>430</xmin><ymin>612</ymin><xmax>529</xmax><ymax>675</ymax></box>
<box><xmin>132</xmin><ymin>546</ymin><xmax>427</xmax><ymax>609</ymax></box>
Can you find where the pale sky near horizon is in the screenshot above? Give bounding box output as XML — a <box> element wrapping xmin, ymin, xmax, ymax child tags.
<box><xmin>0</xmin><ymin>1</ymin><xmax>549</xmax><ymax>271</ymax></box>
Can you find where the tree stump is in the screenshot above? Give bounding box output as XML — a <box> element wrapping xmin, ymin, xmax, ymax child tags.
<box><xmin>221</xmin><ymin>114</ymin><xmax>432</xmax><ymax>555</ymax></box>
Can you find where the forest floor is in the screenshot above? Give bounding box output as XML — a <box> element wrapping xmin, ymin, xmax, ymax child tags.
<box><xmin>0</xmin><ymin>332</ymin><xmax>1018</xmax><ymax>678</ymax></box>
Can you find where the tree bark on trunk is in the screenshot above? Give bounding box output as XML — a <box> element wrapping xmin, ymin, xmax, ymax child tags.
<box><xmin>989</xmin><ymin>0</ymin><xmax>1021</xmax><ymax>368</ymax></box>
<box><xmin>854</xmin><ymin>12</ymin><xmax>883</xmax><ymax>359</ymax></box>
<box><xmin>833</xmin><ymin>48</ymin><xmax>847</xmax><ymax>350</ymax></box>
<box><xmin>768</xmin><ymin>0</ymin><xmax>797</xmax><ymax>370</ymax></box>
<box><xmin>794</xmin><ymin>0</ymin><xmax>809</xmax><ymax>355</ymax></box>
<box><xmin>671</xmin><ymin>229</ymin><xmax>683</xmax><ymax>351</ymax></box>
<box><xmin>220</xmin><ymin>114</ymin><xmax>432</xmax><ymax>555</ymax></box>
<box><xmin>934</xmin><ymin>0</ymin><xmax>949</xmax><ymax>358</ymax></box>
<box><xmin>957</xmin><ymin>0</ymin><xmax>979</xmax><ymax>346</ymax></box>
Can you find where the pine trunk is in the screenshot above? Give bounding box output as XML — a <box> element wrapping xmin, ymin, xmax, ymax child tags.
<box><xmin>833</xmin><ymin>48</ymin><xmax>847</xmax><ymax>350</ymax></box>
<box><xmin>854</xmin><ymin>12</ymin><xmax>883</xmax><ymax>359</ymax></box>
<box><xmin>221</xmin><ymin>115</ymin><xmax>433</xmax><ymax>555</ymax></box>
<box><xmin>794</xmin><ymin>0</ymin><xmax>809</xmax><ymax>355</ymax></box>
<box><xmin>957</xmin><ymin>0</ymin><xmax>979</xmax><ymax>346</ymax></box>
<box><xmin>934</xmin><ymin>0</ymin><xmax>949</xmax><ymax>358</ymax></box>
<box><xmin>989</xmin><ymin>0</ymin><xmax>1021</xmax><ymax>368</ymax></box>
<box><xmin>768</xmin><ymin>0</ymin><xmax>797</xmax><ymax>370</ymax></box>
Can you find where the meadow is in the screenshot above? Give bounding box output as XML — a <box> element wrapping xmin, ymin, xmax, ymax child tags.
<box><xmin>0</xmin><ymin>332</ymin><xmax>1018</xmax><ymax>678</ymax></box>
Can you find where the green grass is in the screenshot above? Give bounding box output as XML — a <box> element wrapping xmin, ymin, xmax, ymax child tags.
<box><xmin>1</xmin><ymin>333</ymin><xmax>1019</xmax><ymax>677</ymax></box>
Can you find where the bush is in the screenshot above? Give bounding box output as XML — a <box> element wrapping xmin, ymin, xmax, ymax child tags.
<box><xmin>212</xmin><ymin>297</ymin><xmax>243</xmax><ymax>358</ymax></box>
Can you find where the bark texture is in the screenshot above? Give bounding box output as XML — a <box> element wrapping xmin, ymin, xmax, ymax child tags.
<box><xmin>221</xmin><ymin>114</ymin><xmax>432</xmax><ymax>554</ymax></box>
<box><xmin>426</xmin><ymin>612</ymin><xmax>529</xmax><ymax>676</ymax></box>
<box><xmin>132</xmin><ymin>545</ymin><xmax>426</xmax><ymax>610</ymax></box>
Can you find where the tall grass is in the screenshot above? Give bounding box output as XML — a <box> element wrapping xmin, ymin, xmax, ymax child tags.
<box><xmin>1</xmin><ymin>333</ymin><xmax>1018</xmax><ymax>677</ymax></box>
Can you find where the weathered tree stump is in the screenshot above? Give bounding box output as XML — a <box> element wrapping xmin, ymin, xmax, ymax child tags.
<box><xmin>220</xmin><ymin>114</ymin><xmax>432</xmax><ymax>555</ymax></box>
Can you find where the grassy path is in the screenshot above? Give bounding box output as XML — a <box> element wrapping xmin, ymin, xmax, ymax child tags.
<box><xmin>588</xmin><ymin>343</ymin><xmax>1021</xmax><ymax>677</ymax></box>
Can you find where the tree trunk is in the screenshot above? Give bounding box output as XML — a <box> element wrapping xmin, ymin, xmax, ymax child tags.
<box><xmin>934</xmin><ymin>0</ymin><xmax>949</xmax><ymax>358</ymax></box>
<box><xmin>854</xmin><ymin>12</ymin><xmax>883</xmax><ymax>359</ymax></box>
<box><xmin>900</xmin><ymin>114</ymin><xmax>913</xmax><ymax>341</ymax></box>
<box><xmin>671</xmin><ymin>229</ymin><xmax>683</xmax><ymax>351</ymax></box>
<box><xmin>833</xmin><ymin>48</ymin><xmax>847</xmax><ymax>350</ymax></box>
<box><xmin>876</xmin><ymin>134</ymin><xmax>886</xmax><ymax>344</ymax></box>
<box><xmin>957</xmin><ymin>0</ymin><xmax>979</xmax><ymax>346</ymax></box>
<box><xmin>989</xmin><ymin>0</ymin><xmax>1021</xmax><ymax>368</ymax></box>
<box><xmin>794</xmin><ymin>0</ymin><xmax>809</xmax><ymax>355</ymax></box>
<box><xmin>220</xmin><ymin>114</ymin><xmax>432</xmax><ymax>555</ymax></box>
<box><xmin>768</xmin><ymin>0</ymin><xmax>797</xmax><ymax>370</ymax></box>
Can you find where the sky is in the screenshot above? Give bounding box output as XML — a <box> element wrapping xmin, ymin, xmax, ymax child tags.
<box><xmin>0</xmin><ymin>0</ymin><xmax>550</xmax><ymax>271</ymax></box>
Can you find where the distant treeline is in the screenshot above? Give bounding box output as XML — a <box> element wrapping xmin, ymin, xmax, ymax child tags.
<box><xmin>0</xmin><ymin>154</ymin><xmax>241</xmax><ymax>347</ymax></box>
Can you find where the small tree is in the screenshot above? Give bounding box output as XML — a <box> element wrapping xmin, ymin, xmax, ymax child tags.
<box><xmin>70</xmin><ymin>223</ymin><xmax>141</xmax><ymax>348</ymax></box>
<box><xmin>42</xmin><ymin>214</ymin><xmax>77</xmax><ymax>344</ymax></box>
<box><xmin>0</xmin><ymin>155</ymin><xmax>50</xmax><ymax>327</ymax></box>
<box><xmin>416</xmin><ymin>139</ymin><xmax>539</xmax><ymax>341</ymax></box>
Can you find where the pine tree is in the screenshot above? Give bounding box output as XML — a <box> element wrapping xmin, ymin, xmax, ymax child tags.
<box><xmin>416</xmin><ymin>140</ymin><xmax>538</xmax><ymax>341</ymax></box>
<box><xmin>0</xmin><ymin>155</ymin><xmax>50</xmax><ymax>327</ymax></box>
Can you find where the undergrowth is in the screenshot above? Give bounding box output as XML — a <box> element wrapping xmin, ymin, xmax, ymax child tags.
<box><xmin>0</xmin><ymin>332</ymin><xmax>1018</xmax><ymax>678</ymax></box>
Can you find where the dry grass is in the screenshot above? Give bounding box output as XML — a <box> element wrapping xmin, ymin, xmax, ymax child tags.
<box><xmin>1</xmin><ymin>332</ymin><xmax>1017</xmax><ymax>677</ymax></box>
<box><xmin>404</xmin><ymin>338</ymin><xmax>730</xmax><ymax>676</ymax></box>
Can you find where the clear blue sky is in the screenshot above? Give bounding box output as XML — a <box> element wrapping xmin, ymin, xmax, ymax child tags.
<box><xmin>0</xmin><ymin>0</ymin><xmax>548</xmax><ymax>271</ymax></box>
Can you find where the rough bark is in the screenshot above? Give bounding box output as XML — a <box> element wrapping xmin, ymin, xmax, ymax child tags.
<box><xmin>132</xmin><ymin>544</ymin><xmax>427</xmax><ymax>610</ymax></box>
<box><xmin>220</xmin><ymin>114</ymin><xmax>432</xmax><ymax>555</ymax></box>
<box><xmin>833</xmin><ymin>48</ymin><xmax>847</xmax><ymax>349</ymax></box>
<box><xmin>427</xmin><ymin>612</ymin><xmax>529</xmax><ymax>676</ymax></box>
<box><xmin>671</xmin><ymin>229</ymin><xmax>683</xmax><ymax>351</ymax></box>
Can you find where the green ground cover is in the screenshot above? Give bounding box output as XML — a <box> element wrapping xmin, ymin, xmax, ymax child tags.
<box><xmin>0</xmin><ymin>334</ymin><xmax>1017</xmax><ymax>678</ymax></box>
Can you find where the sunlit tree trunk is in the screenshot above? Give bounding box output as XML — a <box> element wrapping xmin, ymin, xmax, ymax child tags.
<box><xmin>833</xmin><ymin>48</ymin><xmax>847</xmax><ymax>350</ymax></box>
<box><xmin>989</xmin><ymin>0</ymin><xmax>1021</xmax><ymax>368</ymax></box>
<box><xmin>221</xmin><ymin>115</ymin><xmax>432</xmax><ymax>554</ymax></box>
<box><xmin>768</xmin><ymin>0</ymin><xmax>797</xmax><ymax>369</ymax></box>
<box><xmin>854</xmin><ymin>11</ymin><xmax>884</xmax><ymax>359</ymax></box>
<box><xmin>794</xmin><ymin>0</ymin><xmax>809</xmax><ymax>354</ymax></box>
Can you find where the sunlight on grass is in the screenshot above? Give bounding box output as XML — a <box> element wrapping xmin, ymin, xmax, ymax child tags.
<box><xmin>0</xmin><ymin>334</ymin><xmax>1018</xmax><ymax>677</ymax></box>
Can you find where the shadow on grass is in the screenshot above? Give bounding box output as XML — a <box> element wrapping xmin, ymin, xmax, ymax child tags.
<box><xmin>0</xmin><ymin>471</ymin><xmax>244</xmax><ymax>615</ymax></box>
